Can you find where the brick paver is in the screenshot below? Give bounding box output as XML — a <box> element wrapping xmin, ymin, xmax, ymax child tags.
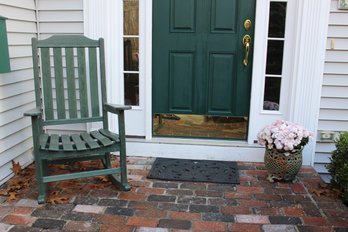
<box><xmin>0</xmin><ymin>157</ymin><xmax>347</xmax><ymax>231</ymax></box>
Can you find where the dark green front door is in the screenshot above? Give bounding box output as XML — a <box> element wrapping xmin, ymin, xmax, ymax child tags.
<box><xmin>153</xmin><ymin>0</ymin><xmax>255</xmax><ymax>117</ymax></box>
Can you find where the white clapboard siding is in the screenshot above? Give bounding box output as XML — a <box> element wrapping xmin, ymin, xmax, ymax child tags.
<box><xmin>315</xmin><ymin>2</ymin><xmax>348</xmax><ymax>182</ymax></box>
<box><xmin>327</xmin><ymin>38</ymin><xmax>348</xmax><ymax>50</ymax></box>
<box><xmin>36</xmin><ymin>0</ymin><xmax>85</xmax><ymax>135</ymax></box>
<box><xmin>37</xmin><ymin>0</ymin><xmax>83</xmax><ymax>11</ymax></box>
<box><xmin>322</xmin><ymin>74</ymin><xmax>348</xmax><ymax>86</ymax></box>
<box><xmin>0</xmin><ymin>1</ymin><xmax>36</xmax><ymax>184</ymax></box>
<box><xmin>325</xmin><ymin>50</ymin><xmax>348</xmax><ymax>62</ymax></box>
<box><xmin>37</xmin><ymin>0</ymin><xmax>84</xmax><ymax>38</ymax></box>
<box><xmin>320</xmin><ymin>98</ymin><xmax>348</xmax><ymax>110</ymax></box>
<box><xmin>7</xmin><ymin>33</ymin><xmax>35</xmax><ymax>45</ymax></box>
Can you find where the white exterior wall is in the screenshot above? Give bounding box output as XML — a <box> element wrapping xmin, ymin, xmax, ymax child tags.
<box><xmin>0</xmin><ymin>0</ymin><xmax>37</xmax><ymax>185</ymax></box>
<box><xmin>37</xmin><ymin>0</ymin><xmax>85</xmax><ymax>134</ymax></box>
<box><xmin>315</xmin><ymin>0</ymin><xmax>348</xmax><ymax>182</ymax></box>
<box><xmin>0</xmin><ymin>0</ymin><xmax>84</xmax><ymax>185</ymax></box>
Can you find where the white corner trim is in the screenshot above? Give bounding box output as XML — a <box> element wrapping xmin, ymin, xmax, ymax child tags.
<box><xmin>288</xmin><ymin>0</ymin><xmax>330</xmax><ymax>165</ymax></box>
<box><xmin>83</xmin><ymin>0</ymin><xmax>123</xmax><ymax>132</ymax></box>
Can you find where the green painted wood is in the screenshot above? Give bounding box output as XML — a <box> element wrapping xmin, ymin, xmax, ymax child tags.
<box><xmin>169</xmin><ymin>53</ymin><xmax>194</xmax><ymax>112</ymax></box>
<box><xmin>48</xmin><ymin>134</ymin><xmax>60</xmax><ymax>151</ymax></box>
<box><xmin>31</xmin><ymin>39</ymin><xmax>42</xmax><ymax>109</ymax></box>
<box><xmin>80</xmin><ymin>132</ymin><xmax>100</xmax><ymax>149</ymax></box>
<box><xmin>61</xmin><ymin>135</ymin><xmax>74</xmax><ymax>151</ymax></box>
<box><xmin>43</xmin><ymin>168</ymin><xmax>120</xmax><ymax>183</ymax></box>
<box><xmin>89</xmin><ymin>47</ymin><xmax>100</xmax><ymax>117</ymax></box>
<box><xmin>65</xmin><ymin>48</ymin><xmax>78</xmax><ymax>118</ymax></box>
<box><xmin>99</xmin><ymin>129</ymin><xmax>120</xmax><ymax>142</ymax></box>
<box><xmin>71</xmin><ymin>134</ymin><xmax>87</xmax><ymax>151</ymax></box>
<box><xmin>153</xmin><ymin>0</ymin><xmax>256</xmax><ymax>117</ymax></box>
<box><xmin>53</xmin><ymin>48</ymin><xmax>66</xmax><ymax>119</ymax></box>
<box><xmin>40</xmin><ymin>48</ymin><xmax>54</xmax><ymax>120</ymax></box>
<box><xmin>90</xmin><ymin>131</ymin><xmax>113</xmax><ymax>147</ymax></box>
<box><xmin>99</xmin><ymin>39</ymin><xmax>108</xmax><ymax>128</ymax></box>
<box><xmin>37</xmin><ymin>35</ymin><xmax>99</xmax><ymax>48</ymax></box>
<box><xmin>39</xmin><ymin>134</ymin><xmax>49</xmax><ymax>150</ymax></box>
<box><xmin>43</xmin><ymin>117</ymin><xmax>104</xmax><ymax>126</ymax></box>
<box><xmin>0</xmin><ymin>17</ymin><xmax>11</xmax><ymax>73</ymax></box>
<box><xmin>77</xmin><ymin>48</ymin><xmax>89</xmax><ymax>118</ymax></box>
<box><xmin>29</xmin><ymin>35</ymin><xmax>131</xmax><ymax>203</ymax></box>
<box><xmin>207</xmin><ymin>54</ymin><xmax>234</xmax><ymax>114</ymax></box>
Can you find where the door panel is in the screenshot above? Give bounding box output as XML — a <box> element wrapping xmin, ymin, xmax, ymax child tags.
<box><xmin>171</xmin><ymin>0</ymin><xmax>196</xmax><ymax>32</ymax></box>
<box><xmin>208</xmin><ymin>53</ymin><xmax>235</xmax><ymax>114</ymax></box>
<box><xmin>211</xmin><ymin>0</ymin><xmax>237</xmax><ymax>33</ymax></box>
<box><xmin>153</xmin><ymin>0</ymin><xmax>255</xmax><ymax>118</ymax></box>
<box><xmin>169</xmin><ymin>52</ymin><xmax>195</xmax><ymax>112</ymax></box>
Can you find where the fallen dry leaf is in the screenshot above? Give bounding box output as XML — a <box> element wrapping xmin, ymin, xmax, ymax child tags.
<box><xmin>0</xmin><ymin>189</ymin><xmax>9</xmax><ymax>196</ymax></box>
<box><xmin>95</xmin><ymin>176</ymin><xmax>109</xmax><ymax>183</ymax></box>
<box><xmin>47</xmin><ymin>195</ymin><xmax>70</xmax><ymax>204</ymax></box>
<box><xmin>7</xmin><ymin>192</ymin><xmax>17</xmax><ymax>201</ymax></box>
<box><xmin>11</xmin><ymin>161</ymin><xmax>22</xmax><ymax>175</ymax></box>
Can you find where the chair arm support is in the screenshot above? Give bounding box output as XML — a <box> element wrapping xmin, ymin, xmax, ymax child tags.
<box><xmin>104</xmin><ymin>103</ymin><xmax>132</xmax><ymax>114</ymax></box>
<box><xmin>24</xmin><ymin>107</ymin><xmax>42</xmax><ymax>117</ymax></box>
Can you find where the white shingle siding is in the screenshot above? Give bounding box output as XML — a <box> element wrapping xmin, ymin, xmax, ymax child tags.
<box><xmin>315</xmin><ymin>0</ymin><xmax>348</xmax><ymax>183</ymax></box>
<box><xmin>0</xmin><ymin>0</ymin><xmax>36</xmax><ymax>185</ymax></box>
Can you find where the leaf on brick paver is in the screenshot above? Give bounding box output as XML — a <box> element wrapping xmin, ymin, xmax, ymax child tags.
<box><xmin>95</xmin><ymin>176</ymin><xmax>110</xmax><ymax>183</ymax></box>
<box><xmin>47</xmin><ymin>192</ymin><xmax>70</xmax><ymax>204</ymax></box>
<box><xmin>7</xmin><ymin>192</ymin><xmax>18</xmax><ymax>201</ymax></box>
<box><xmin>312</xmin><ymin>183</ymin><xmax>343</xmax><ymax>199</ymax></box>
<box><xmin>11</xmin><ymin>160</ymin><xmax>22</xmax><ymax>175</ymax></box>
<box><xmin>0</xmin><ymin>189</ymin><xmax>9</xmax><ymax>196</ymax></box>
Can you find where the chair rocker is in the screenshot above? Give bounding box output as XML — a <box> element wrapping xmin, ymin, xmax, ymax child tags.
<box><xmin>24</xmin><ymin>35</ymin><xmax>131</xmax><ymax>203</ymax></box>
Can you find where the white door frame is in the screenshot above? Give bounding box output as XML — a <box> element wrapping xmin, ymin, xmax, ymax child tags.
<box><xmin>83</xmin><ymin>0</ymin><xmax>330</xmax><ymax>165</ymax></box>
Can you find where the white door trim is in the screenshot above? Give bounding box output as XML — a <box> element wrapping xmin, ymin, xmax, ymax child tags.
<box><xmin>84</xmin><ymin>0</ymin><xmax>330</xmax><ymax>165</ymax></box>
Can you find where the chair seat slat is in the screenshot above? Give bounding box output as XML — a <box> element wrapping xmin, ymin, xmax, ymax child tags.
<box><xmin>71</xmin><ymin>134</ymin><xmax>87</xmax><ymax>151</ymax></box>
<box><xmin>80</xmin><ymin>132</ymin><xmax>100</xmax><ymax>149</ymax></box>
<box><xmin>48</xmin><ymin>134</ymin><xmax>60</xmax><ymax>151</ymax></box>
<box><xmin>90</xmin><ymin>131</ymin><xmax>113</xmax><ymax>147</ymax></box>
<box><xmin>99</xmin><ymin>129</ymin><xmax>120</xmax><ymax>142</ymax></box>
<box><xmin>39</xmin><ymin>134</ymin><xmax>50</xmax><ymax>149</ymax></box>
<box><xmin>61</xmin><ymin>135</ymin><xmax>74</xmax><ymax>151</ymax></box>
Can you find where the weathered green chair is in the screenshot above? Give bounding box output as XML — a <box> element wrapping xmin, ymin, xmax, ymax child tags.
<box><xmin>24</xmin><ymin>35</ymin><xmax>131</xmax><ymax>203</ymax></box>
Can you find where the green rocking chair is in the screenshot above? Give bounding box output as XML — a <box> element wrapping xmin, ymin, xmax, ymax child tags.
<box><xmin>24</xmin><ymin>35</ymin><xmax>131</xmax><ymax>203</ymax></box>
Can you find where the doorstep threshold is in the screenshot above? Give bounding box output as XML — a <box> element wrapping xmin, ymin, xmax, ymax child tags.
<box><xmin>127</xmin><ymin>137</ymin><xmax>260</xmax><ymax>148</ymax></box>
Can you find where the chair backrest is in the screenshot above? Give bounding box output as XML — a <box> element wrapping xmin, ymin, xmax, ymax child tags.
<box><xmin>32</xmin><ymin>35</ymin><xmax>108</xmax><ymax>127</ymax></box>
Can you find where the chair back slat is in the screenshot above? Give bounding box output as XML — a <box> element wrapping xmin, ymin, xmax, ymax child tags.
<box><xmin>65</xmin><ymin>48</ymin><xmax>78</xmax><ymax>118</ymax></box>
<box><xmin>53</xmin><ymin>47</ymin><xmax>66</xmax><ymax>119</ymax></box>
<box><xmin>77</xmin><ymin>47</ymin><xmax>89</xmax><ymax>118</ymax></box>
<box><xmin>88</xmin><ymin>47</ymin><xmax>100</xmax><ymax>117</ymax></box>
<box><xmin>40</xmin><ymin>48</ymin><xmax>54</xmax><ymax>120</ymax></box>
<box><xmin>32</xmin><ymin>35</ymin><xmax>107</xmax><ymax>126</ymax></box>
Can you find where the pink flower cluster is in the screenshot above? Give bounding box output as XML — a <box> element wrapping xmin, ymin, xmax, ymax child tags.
<box><xmin>257</xmin><ymin>120</ymin><xmax>312</xmax><ymax>151</ymax></box>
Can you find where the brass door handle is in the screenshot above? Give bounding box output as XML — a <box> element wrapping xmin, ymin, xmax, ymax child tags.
<box><xmin>243</xmin><ymin>35</ymin><xmax>251</xmax><ymax>66</ymax></box>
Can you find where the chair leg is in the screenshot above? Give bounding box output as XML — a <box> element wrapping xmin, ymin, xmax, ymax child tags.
<box><xmin>35</xmin><ymin>158</ymin><xmax>47</xmax><ymax>204</ymax></box>
<box><xmin>105</xmin><ymin>153</ymin><xmax>131</xmax><ymax>191</ymax></box>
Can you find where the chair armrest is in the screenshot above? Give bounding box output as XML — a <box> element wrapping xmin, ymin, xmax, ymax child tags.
<box><xmin>24</xmin><ymin>107</ymin><xmax>42</xmax><ymax>117</ymax></box>
<box><xmin>104</xmin><ymin>103</ymin><xmax>132</xmax><ymax>114</ymax></box>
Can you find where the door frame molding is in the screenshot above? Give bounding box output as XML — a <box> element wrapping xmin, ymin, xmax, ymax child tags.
<box><xmin>83</xmin><ymin>0</ymin><xmax>330</xmax><ymax>165</ymax></box>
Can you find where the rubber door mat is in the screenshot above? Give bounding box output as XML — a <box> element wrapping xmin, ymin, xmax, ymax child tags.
<box><xmin>147</xmin><ymin>158</ymin><xmax>239</xmax><ymax>184</ymax></box>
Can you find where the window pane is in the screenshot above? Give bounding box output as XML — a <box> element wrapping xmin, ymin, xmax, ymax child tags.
<box><xmin>266</xmin><ymin>40</ymin><xmax>284</xmax><ymax>75</ymax></box>
<box><xmin>268</xmin><ymin>2</ymin><xmax>287</xmax><ymax>38</ymax></box>
<box><xmin>124</xmin><ymin>73</ymin><xmax>139</xmax><ymax>106</ymax></box>
<box><xmin>124</xmin><ymin>38</ymin><xmax>139</xmax><ymax>71</ymax></box>
<box><xmin>263</xmin><ymin>77</ymin><xmax>281</xmax><ymax>111</ymax></box>
<box><xmin>124</xmin><ymin>0</ymin><xmax>139</xmax><ymax>35</ymax></box>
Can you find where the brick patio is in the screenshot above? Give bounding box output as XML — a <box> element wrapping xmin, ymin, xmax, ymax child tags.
<box><xmin>0</xmin><ymin>157</ymin><xmax>347</xmax><ymax>232</ymax></box>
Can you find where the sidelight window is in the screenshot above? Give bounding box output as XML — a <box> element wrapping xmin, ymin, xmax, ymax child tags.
<box><xmin>123</xmin><ymin>0</ymin><xmax>139</xmax><ymax>106</ymax></box>
<box><xmin>263</xmin><ymin>1</ymin><xmax>287</xmax><ymax>111</ymax></box>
